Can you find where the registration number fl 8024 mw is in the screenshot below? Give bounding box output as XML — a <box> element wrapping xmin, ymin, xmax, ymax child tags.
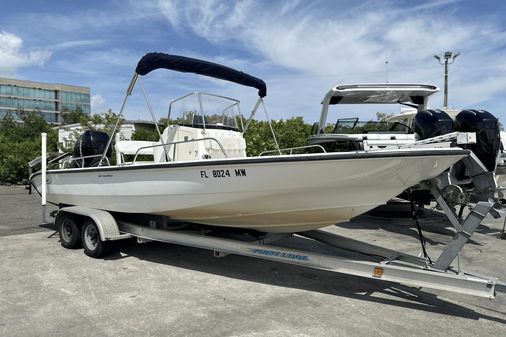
<box><xmin>200</xmin><ymin>169</ymin><xmax>247</xmax><ymax>179</ymax></box>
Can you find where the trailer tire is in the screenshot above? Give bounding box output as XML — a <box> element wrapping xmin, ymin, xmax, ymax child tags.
<box><xmin>57</xmin><ymin>213</ymin><xmax>82</xmax><ymax>249</ymax></box>
<box><xmin>81</xmin><ymin>219</ymin><xmax>110</xmax><ymax>258</ymax></box>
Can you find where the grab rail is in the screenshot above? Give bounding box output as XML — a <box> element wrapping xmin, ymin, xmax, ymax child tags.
<box><xmin>259</xmin><ymin>144</ymin><xmax>326</xmax><ymax>156</ymax></box>
<box><xmin>62</xmin><ymin>154</ymin><xmax>110</xmax><ymax>168</ymax></box>
<box><xmin>28</xmin><ymin>152</ymin><xmax>69</xmax><ymax>169</ymax></box>
<box><xmin>48</xmin><ymin>152</ymin><xmax>71</xmax><ymax>165</ymax></box>
<box><xmin>132</xmin><ymin>137</ymin><xmax>229</xmax><ymax>163</ymax></box>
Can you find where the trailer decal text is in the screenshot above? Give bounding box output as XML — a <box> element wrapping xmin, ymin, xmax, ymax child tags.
<box><xmin>252</xmin><ymin>249</ymin><xmax>309</xmax><ymax>261</ymax></box>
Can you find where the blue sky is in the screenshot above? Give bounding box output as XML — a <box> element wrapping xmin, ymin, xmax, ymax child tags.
<box><xmin>1</xmin><ymin>0</ymin><xmax>506</xmax><ymax>123</ymax></box>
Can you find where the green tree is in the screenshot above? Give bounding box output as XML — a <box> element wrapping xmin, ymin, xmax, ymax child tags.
<box><xmin>0</xmin><ymin>110</ymin><xmax>58</xmax><ymax>184</ymax></box>
<box><xmin>0</xmin><ymin>111</ymin><xmax>316</xmax><ymax>184</ymax></box>
<box><xmin>131</xmin><ymin>125</ymin><xmax>160</xmax><ymax>142</ymax></box>
<box><xmin>61</xmin><ymin>107</ymin><xmax>89</xmax><ymax>125</ymax></box>
<box><xmin>376</xmin><ymin>111</ymin><xmax>395</xmax><ymax>121</ymax></box>
<box><xmin>243</xmin><ymin>117</ymin><xmax>312</xmax><ymax>156</ymax></box>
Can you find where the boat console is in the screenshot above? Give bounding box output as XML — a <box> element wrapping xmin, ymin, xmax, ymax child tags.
<box><xmin>159</xmin><ymin>92</ymin><xmax>247</xmax><ymax>161</ymax></box>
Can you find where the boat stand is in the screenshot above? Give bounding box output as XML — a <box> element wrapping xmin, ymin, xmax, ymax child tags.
<box><xmin>420</xmin><ymin>180</ymin><xmax>495</xmax><ymax>271</ymax></box>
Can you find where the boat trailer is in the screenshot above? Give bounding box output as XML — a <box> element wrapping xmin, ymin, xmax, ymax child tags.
<box><xmin>50</xmin><ymin>196</ymin><xmax>506</xmax><ymax>299</ymax></box>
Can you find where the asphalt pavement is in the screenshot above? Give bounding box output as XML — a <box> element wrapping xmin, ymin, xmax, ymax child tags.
<box><xmin>1</xmin><ymin>185</ymin><xmax>506</xmax><ymax>336</ymax></box>
<box><xmin>0</xmin><ymin>185</ymin><xmax>57</xmax><ymax>236</ymax></box>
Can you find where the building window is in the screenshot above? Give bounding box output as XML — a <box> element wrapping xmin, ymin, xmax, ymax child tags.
<box><xmin>0</xmin><ymin>80</ymin><xmax>90</xmax><ymax>124</ymax></box>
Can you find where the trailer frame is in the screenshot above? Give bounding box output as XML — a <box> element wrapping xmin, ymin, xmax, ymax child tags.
<box><xmin>53</xmin><ymin>205</ymin><xmax>506</xmax><ymax>299</ymax></box>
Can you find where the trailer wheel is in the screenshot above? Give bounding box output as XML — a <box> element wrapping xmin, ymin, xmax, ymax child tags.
<box><xmin>57</xmin><ymin>213</ymin><xmax>82</xmax><ymax>249</ymax></box>
<box><xmin>81</xmin><ymin>219</ymin><xmax>110</xmax><ymax>258</ymax></box>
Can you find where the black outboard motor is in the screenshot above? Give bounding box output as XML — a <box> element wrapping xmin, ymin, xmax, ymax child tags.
<box><xmin>413</xmin><ymin>109</ymin><xmax>455</xmax><ymax>140</ymax></box>
<box><xmin>72</xmin><ymin>130</ymin><xmax>111</xmax><ymax>168</ymax></box>
<box><xmin>455</xmin><ymin>109</ymin><xmax>500</xmax><ymax>172</ymax></box>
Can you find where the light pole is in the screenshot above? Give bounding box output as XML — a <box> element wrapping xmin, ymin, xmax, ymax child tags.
<box><xmin>434</xmin><ymin>51</ymin><xmax>460</xmax><ymax>108</ymax></box>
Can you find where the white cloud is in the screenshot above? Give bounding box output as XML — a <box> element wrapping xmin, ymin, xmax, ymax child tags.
<box><xmin>50</xmin><ymin>40</ymin><xmax>104</xmax><ymax>51</ymax></box>
<box><xmin>157</xmin><ymin>0</ymin><xmax>181</xmax><ymax>28</ymax></box>
<box><xmin>91</xmin><ymin>93</ymin><xmax>106</xmax><ymax>111</ymax></box>
<box><xmin>0</xmin><ymin>31</ymin><xmax>52</xmax><ymax>76</ymax></box>
<box><xmin>156</xmin><ymin>0</ymin><xmax>506</xmax><ymax>120</ymax></box>
<box><xmin>3</xmin><ymin>1</ymin><xmax>503</xmax><ymax>122</ymax></box>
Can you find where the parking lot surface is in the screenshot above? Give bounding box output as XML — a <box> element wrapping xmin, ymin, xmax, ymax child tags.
<box><xmin>1</xmin><ymin>185</ymin><xmax>505</xmax><ymax>336</ymax></box>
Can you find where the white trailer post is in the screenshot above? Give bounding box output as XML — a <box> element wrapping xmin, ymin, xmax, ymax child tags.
<box><xmin>41</xmin><ymin>132</ymin><xmax>48</xmax><ymax>223</ymax></box>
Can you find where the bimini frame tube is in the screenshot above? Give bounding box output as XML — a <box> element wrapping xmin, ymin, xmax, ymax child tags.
<box><xmin>261</xmin><ymin>99</ymin><xmax>281</xmax><ymax>154</ymax></box>
<box><xmin>243</xmin><ymin>97</ymin><xmax>281</xmax><ymax>154</ymax></box>
<box><xmin>41</xmin><ymin>132</ymin><xmax>48</xmax><ymax>223</ymax></box>
<box><xmin>99</xmin><ymin>73</ymin><xmax>138</xmax><ymax>166</ymax></box>
<box><xmin>138</xmin><ymin>76</ymin><xmax>170</xmax><ymax>161</ymax></box>
<box><xmin>138</xmin><ymin>77</ymin><xmax>163</xmax><ymax>141</ymax></box>
<box><xmin>243</xmin><ymin>97</ymin><xmax>262</xmax><ymax>133</ymax></box>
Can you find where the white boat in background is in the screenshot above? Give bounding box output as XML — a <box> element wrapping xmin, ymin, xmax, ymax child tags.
<box><xmin>307</xmin><ymin>83</ymin><xmax>503</xmax><ymax>206</ymax></box>
<box><xmin>308</xmin><ymin>83</ymin><xmax>439</xmax><ymax>151</ymax></box>
<box><xmin>30</xmin><ymin>54</ymin><xmax>469</xmax><ymax>233</ymax></box>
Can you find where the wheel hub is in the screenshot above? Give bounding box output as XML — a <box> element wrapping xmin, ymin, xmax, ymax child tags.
<box><xmin>84</xmin><ymin>225</ymin><xmax>98</xmax><ymax>250</ymax></box>
<box><xmin>61</xmin><ymin>220</ymin><xmax>73</xmax><ymax>241</ymax></box>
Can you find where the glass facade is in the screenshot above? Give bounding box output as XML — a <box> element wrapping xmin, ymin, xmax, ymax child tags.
<box><xmin>0</xmin><ymin>81</ymin><xmax>90</xmax><ymax>123</ymax></box>
<box><xmin>60</xmin><ymin>91</ymin><xmax>91</xmax><ymax>113</ymax></box>
<box><xmin>0</xmin><ymin>96</ymin><xmax>57</xmax><ymax>111</ymax></box>
<box><xmin>0</xmin><ymin>85</ymin><xmax>55</xmax><ymax>100</ymax></box>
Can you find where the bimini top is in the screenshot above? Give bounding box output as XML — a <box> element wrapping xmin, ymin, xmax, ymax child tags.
<box><xmin>135</xmin><ymin>52</ymin><xmax>267</xmax><ymax>97</ymax></box>
<box><xmin>323</xmin><ymin>83</ymin><xmax>439</xmax><ymax>105</ymax></box>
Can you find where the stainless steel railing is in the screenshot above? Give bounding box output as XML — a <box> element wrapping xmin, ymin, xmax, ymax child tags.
<box><xmin>62</xmin><ymin>154</ymin><xmax>111</xmax><ymax>168</ymax></box>
<box><xmin>259</xmin><ymin>144</ymin><xmax>326</xmax><ymax>156</ymax></box>
<box><xmin>132</xmin><ymin>137</ymin><xmax>229</xmax><ymax>163</ymax></box>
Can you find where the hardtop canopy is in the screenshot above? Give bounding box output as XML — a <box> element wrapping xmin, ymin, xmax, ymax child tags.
<box><xmin>316</xmin><ymin>83</ymin><xmax>440</xmax><ymax>135</ymax></box>
<box><xmin>324</xmin><ymin>83</ymin><xmax>439</xmax><ymax>105</ymax></box>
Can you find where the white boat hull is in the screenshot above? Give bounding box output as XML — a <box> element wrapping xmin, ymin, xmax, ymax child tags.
<box><xmin>31</xmin><ymin>149</ymin><xmax>467</xmax><ymax>232</ymax></box>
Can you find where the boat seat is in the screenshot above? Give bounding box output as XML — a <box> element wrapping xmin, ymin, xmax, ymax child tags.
<box><xmin>115</xmin><ymin>140</ymin><xmax>160</xmax><ymax>164</ymax></box>
<box><xmin>115</xmin><ymin>140</ymin><xmax>159</xmax><ymax>156</ymax></box>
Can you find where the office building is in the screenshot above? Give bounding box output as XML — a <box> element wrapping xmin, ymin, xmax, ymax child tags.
<box><xmin>0</xmin><ymin>77</ymin><xmax>90</xmax><ymax>123</ymax></box>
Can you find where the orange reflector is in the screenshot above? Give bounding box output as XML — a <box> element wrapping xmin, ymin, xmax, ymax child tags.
<box><xmin>373</xmin><ymin>267</ymin><xmax>384</xmax><ymax>278</ymax></box>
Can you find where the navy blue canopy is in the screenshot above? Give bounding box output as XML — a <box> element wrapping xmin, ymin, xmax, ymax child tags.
<box><xmin>135</xmin><ymin>52</ymin><xmax>267</xmax><ymax>97</ymax></box>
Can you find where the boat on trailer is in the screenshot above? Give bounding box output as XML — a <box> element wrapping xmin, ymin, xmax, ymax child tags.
<box><xmin>31</xmin><ymin>54</ymin><xmax>468</xmax><ymax>233</ymax></box>
<box><xmin>28</xmin><ymin>53</ymin><xmax>506</xmax><ymax>299</ymax></box>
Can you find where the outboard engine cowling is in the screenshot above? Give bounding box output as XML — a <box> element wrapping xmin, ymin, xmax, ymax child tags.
<box><xmin>455</xmin><ymin>109</ymin><xmax>500</xmax><ymax>172</ymax></box>
<box><xmin>413</xmin><ymin>109</ymin><xmax>455</xmax><ymax>140</ymax></box>
<box><xmin>72</xmin><ymin>130</ymin><xmax>111</xmax><ymax>167</ymax></box>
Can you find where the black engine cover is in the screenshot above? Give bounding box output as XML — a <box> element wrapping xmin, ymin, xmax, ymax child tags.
<box><xmin>455</xmin><ymin>109</ymin><xmax>500</xmax><ymax>172</ymax></box>
<box><xmin>72</xmin><ymin>130</ymin><xmax>111</xmax><ymax>167</ymax></box>
<box><xmin>413</xmin><ymin>109</ymin><xmax>455</xmax><ymax>140</ymax></box>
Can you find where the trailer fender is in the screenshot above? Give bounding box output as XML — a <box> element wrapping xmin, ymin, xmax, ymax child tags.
<box><xmin>56</xmin><ymin>206</ymin><xmax>127</xmax><ymax>241</ymax></box>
